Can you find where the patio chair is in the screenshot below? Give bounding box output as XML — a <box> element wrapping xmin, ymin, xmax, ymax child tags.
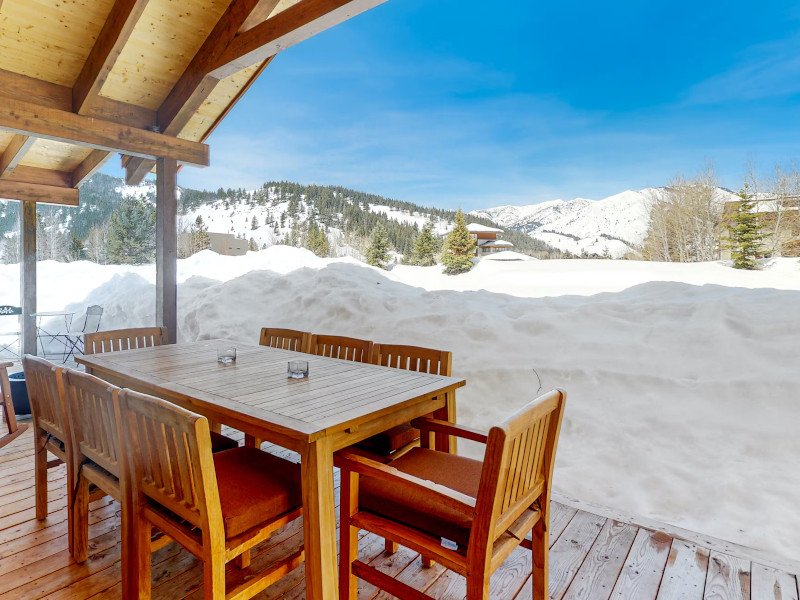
<box><xmin>308</xmin><ymin>334</ymin><xmax>373</xmax><ymax>363</ymax></box>
<box><xmin>259</xmin><ymin>327</ymin><xmax>311</xmax><ymax>353</ymax></box>
<box><xmin>22</xmin><ymin>356</ymin><xmax>96</xmax><ymax>554</ymax></box>
<box><xmin>80</xmin><ymin>328</ymin><xmax>238</xmax><ymax>454</ymax></box>
<box><xmin>120</xmin><ymin>388</ymin><xmax>305</xmax><ymax>600</ymax></box>
<box><xmin>355</xmin><ymin>343</ymin><xmax>453</xmax><ymax>462</ymax></box>
<box><xmin>0</xmin><ymin>305</ymin><xmax>21</xmax><ymax>358</ymax></box>
<box><xmin>84</xmin><ymin>326</ymin><xmax>169</xmax><ymax>355</ymax></box>
<box><xmin>61</xmin><ymin>304</ymin><xmax>103</xmax><ymax>362</ymax></box>
<box><xmin>336</xmin><ymin>389</ymin><xmax>566</xmax><ymax>600</ymax></box>
<box><xmin>0</xmin><ymin>361</ymin><xmax>28</xmax><ymax>449</ymax></box>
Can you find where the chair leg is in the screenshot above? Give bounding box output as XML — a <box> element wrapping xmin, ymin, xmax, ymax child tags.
<box><xmin>34</xmin><ymin>432</ymin><xmax>48</xmax><ymax>520</ymax></box>
<box><xmin>466</xmin><ymin>572</ymin><xmax>490</xmax><ymax>600</ymax></box>
<box><xmin>203</xmin><ymin>552</ymin><xmax>227</xmax><ymax>600</ymax></box>
<box><xmin>244</xmin><ymin>434</ymin><xmax>262</xmax><ymax>448</ymax></box>
<box><xmin>135</xmin><ymin>517</ymin><xmax>153</xmax><ymax>600</ymax></box>
<box><xmin>339</xmin><ymin>470</ymin><xmax>359</xmax><ymax>600</ymax></box>
<box><xmin>384</xmin><ymin>539</ymin><xmax>398</xmax><ymax>554</ymax></box>
<box><xmin>72</xmin><ymin>474</ymin><xmax>90</xmax><ymax>563</ymax></box>
<box><xmin>530</xmin><ymin>518</ymin><xmax>549</xmax><ymax>599</ymax></box>
<box><xmin>421</xmin><ymin>556</ymin><xmax>435</xmax><ymax>568</ymax></box>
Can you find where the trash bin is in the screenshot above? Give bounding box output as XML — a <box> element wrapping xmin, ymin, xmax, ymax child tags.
<box><xmin>8</xmin><ymin>372</ymin><xmax>30</xmax><ymax>416</ymax></box>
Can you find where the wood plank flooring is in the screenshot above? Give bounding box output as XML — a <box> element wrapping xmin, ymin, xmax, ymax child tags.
<box><xmin>0</xmin><ymin>423</ymin><xmax>796</xmax><ymax>600</ymax></box>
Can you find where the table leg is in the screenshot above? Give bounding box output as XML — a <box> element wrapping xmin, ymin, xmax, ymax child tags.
<box><xmin>300</xmin><ymin>437</ymin><xmax>338</xmax><ymax>600</ymax></box>
<box><xmin>433</xmin><ymin>389</ymin><xmax>457</xmax><ymax>454</ymax></box>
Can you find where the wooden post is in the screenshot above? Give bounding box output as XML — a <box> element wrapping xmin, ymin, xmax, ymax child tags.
<box><xmin>156</xmin><ymin>158</ymin><xmax>177</xmax><ymax>344</ymax></box>
<box><xmin>20</xmin><ymin>201</ymin><xmax>37</xmax><ymax>356</ymax></box>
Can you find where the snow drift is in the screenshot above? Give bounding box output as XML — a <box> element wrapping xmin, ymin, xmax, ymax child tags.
<box><xmin>2</xmin><ymin>247</ymin><xmax>797</xmax><ymax>560</ymax></box>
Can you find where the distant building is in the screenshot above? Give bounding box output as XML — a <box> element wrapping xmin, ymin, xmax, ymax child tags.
<box><xmin>441</xmin><ymin>223</ymin><xmax>514</xmax><ymax>256</ymax></box>
<box><xmin>208</xmin><ymin>232</ymin><xmax>249</xmax><ymax>256</ymax></box>
<box><xmin>466</xmin><ymin>223</ymin><xmax>514</xmax><ymax>255</ymax></box>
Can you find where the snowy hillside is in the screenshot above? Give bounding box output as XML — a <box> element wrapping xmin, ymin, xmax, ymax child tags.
<box><xmin>472</xmin><ymin>187</ymin><xmax>740</xmax><ymax>258</ymax></box>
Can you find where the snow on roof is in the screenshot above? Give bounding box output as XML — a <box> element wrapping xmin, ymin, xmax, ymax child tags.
<box><xmin>480</xmin><ymin>239</ymin><xmax>514</xmax><ymax>247</ymax></box>
<box><xmin>466</xmin><ymin>223</ymin><xmax>503</xmax><ymax>233</ymax></box>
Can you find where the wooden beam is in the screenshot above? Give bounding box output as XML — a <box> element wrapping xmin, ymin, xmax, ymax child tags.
<box><xmin>125</xmin><ymin>0</ymin><xmax>273</xmax><ymax>184</ymax></box>
<box><xmin>156</xmin><ymin>157</ymin><xmax>178</xmax><ymax>344</ymax></box>
<box><xmin>72</xmin><ymin>150</ymin><xmax>114</xmax><ymax>187</ymax></box>
<box><xmin>210</xmin><ymin>0</ymin><xmax>389</xmax><ymax>78</ymax></box>
<box><xmin>240</xmin><ymin>0</ymin><xmax>283</xmax><ymax>32</ymax></box>
<box><xmin>0</xmin><ymin>135</ymin><xmax>35</xmax><ymax>179</ymax></box>
<box><xmin>73</xmin><ymin>0</ymin><xmax>151</xmax><ymax>115</ymax></box>
<box><xmin>0</xmin><ymin>180</ymin><xmax>79</xmax><ymax>205</ymax></box>
<box><xmin>0</xmin><ymin>68</ymin><xmax>156</xmax><ymax>130</ymax></box>
<box><xmin>0</xmin><ymin>98</ymin><xmax>210</xmax><ymax>167</ymax></box>
<box><xmin>20</xmin><ymin>201</ymin><xmax>36</xmax><ymax>356</ymax></box>
<box><xmin>5</xmin><ymin>166</ymin><xmax>73</xmax><ymax>188</ymax></box>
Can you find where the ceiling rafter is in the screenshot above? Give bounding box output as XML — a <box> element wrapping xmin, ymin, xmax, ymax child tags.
<box><xmin>210</xmin><ymin>0</ymin><xmax>389</xmax><ymax>79</ymax></box>
<box><xmin>73</xmin><ymin>0</ymin><xmax>152</xmax><ymax>115</ymax></box>
<box><xmin>72</xmin><ymin>150</ymin><xmax>114</xmax><ymax>188</ymax></box>
<box><xmin>125</xmin><ymin>0</ymin><xmax>276</xmax><ymax>185</ymax></box>
<box><xmin>0</xmin><ymin>135</ymin><xmax>35</xmax><ymax>179</ymax></box>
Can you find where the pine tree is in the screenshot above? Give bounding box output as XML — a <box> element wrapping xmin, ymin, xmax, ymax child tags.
<box><xmin>106</xmin><ymin>198</ymin><xmax>155</xmax><ymax>264</ymax></box>
<box><xmin>248</xmin><ymin>237</ymin><xmax>258</xmax><ymax>251</ymax></box>
<box><xmin>366</xmin><ymin>223</ymin><xmax>390</xmax><ymax>269</ymax></box>
<box><xmin>306</xmin><ymin>224</ymin><xmax>330</xmax><ymax>258</ymax></box>
<box><xmin>68</xmin><ymin>233</ymin><xmax>85</xmax><ymax>262</ymax></box>
<box><xmin>251</xmin><ymin>215</ymin><xmax>259</xmax><ymax>230</ymax></box>
<box><xmin>724</xmin><ymin>184</ymin><xmax>769</xmax><ymax>270</ymax></box>
<box><xmin>412</xmin><ymin>220</ymin><xmax>437</xmax><ymax>266</ymax></box>
<box><xmin>442</xmin><ymin>208</ymin><xmax>474</xmax><ymax>275</ymax></box>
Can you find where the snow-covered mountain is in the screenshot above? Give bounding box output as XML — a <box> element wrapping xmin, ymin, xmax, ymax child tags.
<box><xmin>471</xmin><ymin>187</ymin><xmax>740</xmax><ymax>258</ymax></box>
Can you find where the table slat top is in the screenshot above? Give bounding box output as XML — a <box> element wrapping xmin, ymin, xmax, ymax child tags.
<box><xmin>76</xmin><ymin>339</ymin><xmax>466</xmax><ymax>441</ymax></box>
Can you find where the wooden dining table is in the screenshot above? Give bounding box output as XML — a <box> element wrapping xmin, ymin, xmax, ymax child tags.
<box><xmin>76</xmin><ymin>339</ymin><xmax>466</xmax><ymax>600</ymax></box>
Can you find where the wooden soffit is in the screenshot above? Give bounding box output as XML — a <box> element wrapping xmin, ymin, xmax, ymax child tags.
<box><xmin>0</xmin><ymin>0</ymin><xmax>389</xmax><ymax>204</ymax></box>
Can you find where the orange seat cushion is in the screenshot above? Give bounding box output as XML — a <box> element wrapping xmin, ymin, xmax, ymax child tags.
<box><xmin>359</xmin><ymin>447</ymin><xmax>483</xmax><ymax>548</ymax></box>
<box><xmin>356</xmin><ymin>423</ymin><xmax>419</xmax><ymax>456</ymax></box>
<box><xmin>213</xmin><ymin>447</ymin><xmax>302</xmax><ymax>539</ymax></box>
<box><xmin>209</xmin><ymin>431</ymin><xmax>238</xmax><ymax>453</ymax></box>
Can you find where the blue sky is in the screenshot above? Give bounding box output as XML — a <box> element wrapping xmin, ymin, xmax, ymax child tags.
<box><xmin>107</xmin><ymin>0</ymin><xmax>800</xmax><ymax>211</ymax></box>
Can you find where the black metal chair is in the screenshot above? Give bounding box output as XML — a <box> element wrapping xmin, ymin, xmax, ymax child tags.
<box><xmin>62</xmin><ymin>305</ymin><xmax>104</xmax><ymax>362</ymax></box>
<box><xmin>0</xmin><ymin>305</ymin><xmax>22</xmax><ymax>358</ymax></box>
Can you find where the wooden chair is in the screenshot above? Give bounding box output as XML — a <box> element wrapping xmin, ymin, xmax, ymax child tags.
<box><xmin>259</xmin><ymin>328</ymin><xmax>311</xmax><ymax>353</ymax></box>
<box><xmin>83</xmin><ymin>328</ymin><xmax>238</xmax><ymax>453</ymax></box>
<box><xmin>84</xmin><ymin>326</ymin><xmax>169</xmax><ymax>355</ymax></box>
<box><xmin>120</xmin><ymin>388</ymin><xmax>305</xmax><ymax>600</ymax></box>
<box><xmin>0</xmin><ymin>361</ymin><xmax>28</xmax><ymax>449</ymax></box>
<box><xmin>336</xmin><ymin>389</ymin><xmax>566</xmax><ymax>600</ymax></box>
<box><xmin>308</xmin><ymin>334</ymin><xmax>373</xmax><ymax>363</ymax></box>
<box><xmin>357</xmin><ymin>343</ymin><xmax>453</xmax><ymax>463</ymax></box>
<box><xmin>21</xmin><ymin>356</ymin><xmax>72</xmax><ymax>536</ymax></box>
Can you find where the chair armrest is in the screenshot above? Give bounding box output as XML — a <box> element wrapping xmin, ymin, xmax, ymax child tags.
<box><xmin>334</xmin><ymin>450</ymin><xmax>476</xmax><ymax>517</ymax></box>
<box><xmin>410</xmin><ymin>417</ymin><xmax>488</xmax><ymax>445</ymax></box>
<box><xmin>0</xmin><ymin>361</ymin><xmax>13</xmax><ymax>369</ymax></box>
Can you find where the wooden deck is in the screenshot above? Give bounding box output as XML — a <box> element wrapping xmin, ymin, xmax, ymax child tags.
<box><xmin>1</xmin><ymin>424</ymin><xmax>797</xmax><ymax>600</ymax></box>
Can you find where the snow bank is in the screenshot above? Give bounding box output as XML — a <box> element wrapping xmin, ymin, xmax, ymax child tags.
<box><xmin>2</xmin><ymin>248</ymin><xmax>798</xmax><ymax>560</ymax></box>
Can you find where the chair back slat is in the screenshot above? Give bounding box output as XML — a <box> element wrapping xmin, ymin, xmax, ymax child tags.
<box><xmin>259</xmin><ymin>328</ymin><xmax>310</xmax><ymax>353</ymax></box>
<box><xmin>371</xmin><ymin>344</ymin><xmax>452</xmax><ymax>376</ymax></box>
<box><xmin>84</xmin><ymin>327</ymin><xmax>168</xmax><ymax>355</ymax></box>
<box><xmin>309</xmin><ymin>334</ymin><xmax>373</xmax><ymax>363</ymax></box>
<box><xmin>472</xmin><ymin>390</ymin><xmax>565</xmax><ymax>549</ymax></box>
<box><xmin>64</xmin><ymin>370</ymin><xmax>124</xmax><ymax>478</ymax></box>
<box><xmin>23</xmin><ymin>355</ymin><xmax>68</xmax><ymax>442</ymax></box>
<box><xmin>121</xmin><ymin>388</ymin><xmax>220</xmax><ymax>529</ymax></box>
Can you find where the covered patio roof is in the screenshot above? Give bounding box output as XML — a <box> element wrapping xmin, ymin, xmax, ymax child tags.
<box><xmin>0</xmin><ymin>0</ymin><xmax>387</xmax><ymax>352</ymax></box>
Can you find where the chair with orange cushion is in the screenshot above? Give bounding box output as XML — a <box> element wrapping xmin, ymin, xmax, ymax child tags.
<box><xmin>336</xmin><ymin>389</ymin><xmax>566</xmax><ymax>600</ymax></box>
<box><xmin>355</xmin><ymin>343</ymin><xmax>452</xmax><ymax>464</ymax></box>
<box><xmin>83</xmin><ymin>327</ymin><xmax>238</xmax><ymax>453</ymax></box>
<box><xmin>121</xmin><ymin>388</ymin><xmax>304</xmax><ymax>600</ymax></box>
<box><xmin>259</xmin><ymin>327</ymin><xmax>311</xmax><ymax>353</ymax></box>
<box><xmin>308</xmin><ymin>334</ymin><xmax>372</xmax><ymax>363</ymax></box>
